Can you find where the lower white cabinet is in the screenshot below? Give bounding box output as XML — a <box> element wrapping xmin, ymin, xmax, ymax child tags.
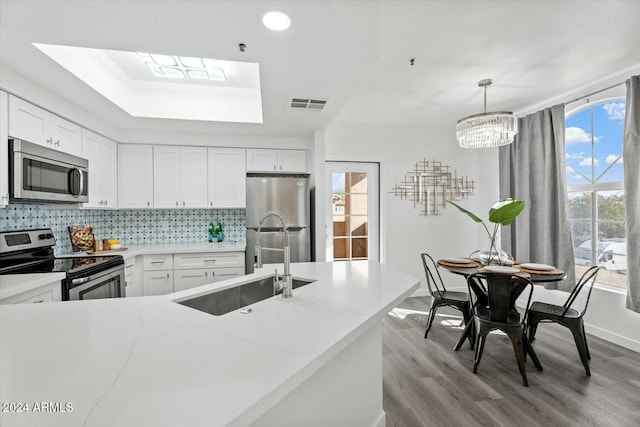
<box><xmin>141</xmin><ymin>252</ymin><xmax>245</xmax><ymax>296</ymax></box>
<box><xmin>124</xmin><ymin>258</ymin><xmax>142</xmax><ymax>297</ymax></box>
<box><xmin>0</xmin><ymin>280</ymin><xmax>62</xmax><ymax>304</ymax></box>
<box><xmin>169</xmin><ymin>252</ymin><xmax>245</xmax><ymax>294</ymax></box>
<box><xmin>143</xmin><ymin>270</ymin><xmax>174</xmax><ymax>296</ymax></box>
<box><xmin>142</xmin><ymin>254</ymin><xmax>174</xmax><ymax>296</ymax></box>
<box><xmin>174</xmin><ymin>267</ymin><xmax>245</xmax><ymax>292</ymax></box>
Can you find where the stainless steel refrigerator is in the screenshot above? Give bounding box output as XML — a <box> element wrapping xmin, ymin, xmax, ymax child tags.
<box><xmin>245</xmin><ymin>175</ymin><xmax>311</xmax><ymax>273</ymax></box>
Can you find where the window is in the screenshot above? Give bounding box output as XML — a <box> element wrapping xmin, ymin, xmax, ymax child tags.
<box><xmin>566</xmin><ymin>99</ymin><xmax>626</xmax><ymax>289</ymax></box>
<box><xmin>327</xmin><ymin>162</ymin><xmax>380</xmax><ymax>262</ymax></box>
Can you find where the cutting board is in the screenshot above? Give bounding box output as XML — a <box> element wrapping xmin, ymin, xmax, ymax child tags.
<box><xmin>86</xmin><ymin>247</ymin><xmax>128</xmax><ymax>255</ymax></box>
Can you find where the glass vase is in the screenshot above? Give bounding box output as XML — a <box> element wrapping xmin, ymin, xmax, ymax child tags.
<box><xmin>473</xmin><ymin>243</ymin><xmax>513</xmax><ymax>266</ymax></box>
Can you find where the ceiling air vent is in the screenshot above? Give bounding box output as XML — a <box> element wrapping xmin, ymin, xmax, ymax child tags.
<box><xmin>290</xmin><ymin>98</ymin><xmax>327</xmax><ymax>112</ymax></box>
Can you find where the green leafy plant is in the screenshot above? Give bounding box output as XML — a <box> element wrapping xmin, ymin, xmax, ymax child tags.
<box><xmin>446</xmin><ymin>198</ymin><xmax>526</xmax><ymax>263</ymax></box>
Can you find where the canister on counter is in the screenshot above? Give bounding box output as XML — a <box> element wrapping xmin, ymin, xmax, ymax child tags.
<box><xmin>102</xmin><ymin>239</ymin><xmax>111</xmax><ymax>251</ymax></box>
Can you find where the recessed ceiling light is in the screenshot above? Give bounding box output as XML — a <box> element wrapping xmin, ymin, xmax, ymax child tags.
<box><xmin>262</xmin><ymin>11</ymin><xmax>291</xmax><ymax>31</ymax></box>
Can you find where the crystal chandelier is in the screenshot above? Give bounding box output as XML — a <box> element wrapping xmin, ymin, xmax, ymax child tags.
<box><xmin>456</xmin><ymin>79</ymin><xmax>518</xmax><ymax>148</ymax></box>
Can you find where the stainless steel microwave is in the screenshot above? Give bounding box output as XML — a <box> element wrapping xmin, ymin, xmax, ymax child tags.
<box><xmin>9</xmin><ymin>139</ymin><xmax>89</xmax><ymax>203</ymax></box>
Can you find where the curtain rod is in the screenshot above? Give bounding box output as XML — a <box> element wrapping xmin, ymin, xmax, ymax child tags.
<box><xmin>565</xmin><ymin>81</ymin><xmax>626</xmax><ymax>105</ymax></box>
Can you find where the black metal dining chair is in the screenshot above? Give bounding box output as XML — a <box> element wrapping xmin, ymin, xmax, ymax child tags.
<box><xmin>467</xmin><ymin>272</ymin><xmax>542</xmax><ymax>386</ymax></box>
<box><xmin>526</xmin><ymin>265</ymin><xmax>600</xmax><ymax>376</ymax></box>
<box><xmin>421</xmin><ymin>253</ymin><xmax>474</xmax><ymax>349</ymax></box>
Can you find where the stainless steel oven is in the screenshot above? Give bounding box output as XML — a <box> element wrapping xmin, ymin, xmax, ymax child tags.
<box><xmin>65</xmin><ymin>264</ymin><xmax>125</xmax><ymax>301</ymax></box>
<box><xmin>9</xmin><ymin>139</ymin><xmax>89</xmax><ymax>203</ymax></box>
<box><xmin>0</xmin><ymin>228</ymin><xmax>124</xmax><ymax>302</ymax></box>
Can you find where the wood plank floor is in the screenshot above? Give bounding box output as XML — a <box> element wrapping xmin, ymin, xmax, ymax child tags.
<box><xmin>382</xmin><ymin>297</ymin><xmax>640</xmax><ymax>427</ymax></box>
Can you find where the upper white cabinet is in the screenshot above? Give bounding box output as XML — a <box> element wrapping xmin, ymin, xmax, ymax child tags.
<box><xmin>0</xmin><ymin>91</ymin><xmax>8</xmax><ymax>207</ymax></box>
<box><xmin>207</xmin><ymin>148</ymin><xmax>246</xmax><ymax>208</ymax></box>
<box><xmin>154</xmin><ymin>146</ymin><xmax>207</xmax><ymax>208</ymax></box>
<box><xmin>8</xmin><ymin>95</ymin><xmax>81</xmax><ymax>156</ymax></box>
<box><xmin>246</xmin><ymin>149</ymin><xmax>308</xmax><ymax>173</ymax></box>
<box><xmin>81</xmin><ymin>129</ymin><xmax>117</xmax><ymax>209</ymax></box>
<box><xmin>118</xmin><ymin>144</ymin><xmax>154</xmax><ymax>208</ymax></box>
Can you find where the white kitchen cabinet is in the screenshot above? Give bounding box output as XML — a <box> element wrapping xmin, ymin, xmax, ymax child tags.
<box><xmin>81</xmin><ymin>129</ymin><xmax>117</xmax><ymax>209</ymax></box>
<box><xmin>118</xmin><ymin>144</ymin><xmax>154</xmax><ymax>208</ymax></box>
<box><xmin>143</xmin><ymin>254</ymin><xmax>174</xmax><ymax>270</ymax></box>
<box><xmin>154</xmin><ymin>146</ymin><xmax>207</xmax><ymax>208</ymax></box>
<box><xmin>246</xmin><ymin>149</ymin><xmax>307</xmax><ymax>173</ymax></box>
<box><xmin>173</xmin><ymin>252</ymin><xmax>245</xmax><ymax>292</ymax></box>
<box><xmin>142</xmin><ymin>254</ymin><xmax>174</xmax><ymax>296</ymax></box>
<box><xmin>8</xmin><ymin>95</ymin><xmax>82</xmax><ymax>156</ymax></box>
<box><xmin>143</xmin><ymin>270</ymin><xmax>174</xmax><ymax>296</ymax></box>
<box><xmin>174</xmin><ymin>267</ymin><xmax>245</xmax><ymax>292</ymax></box>
<box><xmin>207</xmin><ymin>148</ymin><xmax>246</xmax><ymax>208</ymax></box>
<box><xmin>0</xmin><ymin>90</ymin><xmax>8</xmax><ymax>207</ymax></box>
<box><xmin>124</xmin><ymin>257</ymin><xmax>142</xmax><ymax>297</ymax></box>
<box><xmin>0</xmin><ymin>280</ymin><xmax>62</xmax><ymax>304</ymax></box>
<box><xmin>174</xmin><ymin>269</ymin><xmax>209</xmax><ymax>292</ymax></box>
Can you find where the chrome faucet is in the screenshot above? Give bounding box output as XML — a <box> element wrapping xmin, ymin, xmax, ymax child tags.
<box><xmin>255</xmin><ymin>210</ymin><xmax>292</xmax><ymax>298</ymax></box>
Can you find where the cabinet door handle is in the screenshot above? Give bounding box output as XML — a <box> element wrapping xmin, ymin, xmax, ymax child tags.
<box><xmin>205</xmin><ymin>271</ymin><xmax>208</xmax><ymax>277</ymax></box>
<box><xmin>176</xmin><ymin>201</ymin><xmax>178</xmax><ymax>207</ymax></box>
<box><xmin>210</xmin><ymin>201</ymin><xmax>213</xmax><ymax>207</ymax></box>
<box><xmin>150</xmin><ymin>261</ymin><xmax>165</xmax><ymax>264</ymax></box>
<box><xmin>55</xmin><ymin>139</ymin><xmax>61</xmax><ymax>147</ymax></box>
<box><xmin>279</xmin><ymin>165</ymin><xmax>282</xmax><ymax>170</ymax></box>
<box><xmin>204</xmin><ymin>259</ymin><xmax>216</xmax><ymax>263</ymax></box>
<box><xmin>33</xmin><ymin>300</ymin><xmax>44</xmax><ymax>303</ymax></box>
<box><xmin>166</xmin><ymin>273</ymin><xmax>170</xmax><ymax>279</ymax></box>
<box><xmin>183</xmin><ymin>201</ymin><xmax>185</xmax><ymax>207</ymax></box>
<box><xmin>273</xmin><ymin>164</ymin><xmax>276</xmax><ymax>170</ymax></box>
<box><xmin>47</xmin><ymin>138</ymin><xmax>53</xmax><ymax>145</ymax></box>
<box><xmin>147</xmin><ymin>201</ymin><xmax>150</xmax><ymax>207</ymax></box>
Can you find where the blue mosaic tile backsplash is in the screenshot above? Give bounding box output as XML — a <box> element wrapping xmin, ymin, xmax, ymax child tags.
<box><xmin>0</xmin><ymin>204</ymin><xmax>246</xmax><ymax>255</ymax></box>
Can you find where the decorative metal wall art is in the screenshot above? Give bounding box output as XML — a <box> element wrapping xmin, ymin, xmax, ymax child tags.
<box><xmin>390</xmin><ymin>159</ymin><xmax>475</xmax><ymax>216</ymax></box>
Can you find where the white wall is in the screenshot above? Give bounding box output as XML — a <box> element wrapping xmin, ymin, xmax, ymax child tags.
<box><xmin>324</xmin><ymin>121</ymin><xmax>500</xmax><ymax>293</ymax></box>
<box><xmin>325</xmin><ymin>121</ymin><xmax>640</xmax><ymax>353</ymax></box>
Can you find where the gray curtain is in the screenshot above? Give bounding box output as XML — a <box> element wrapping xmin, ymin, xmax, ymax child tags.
<box><xmin>625</xmin><ymin>75</ymin><xmax>640</xmax><ymax>312</ymax></box>
<box><xmin>499</xmin><ymin>104</ymin><xmax>576</xmax><ymax>290</ymax></box>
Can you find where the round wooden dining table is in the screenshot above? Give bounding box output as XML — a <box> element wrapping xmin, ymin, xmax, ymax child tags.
<box><xmin>437</xmin><ymin>259</ymin><xmax>565</xmax><ymax>353</ymax></box>
<box><xmin>437</xmin><ymin>260</ymin><xmax>566</xmax><ymax>283</ymax></box>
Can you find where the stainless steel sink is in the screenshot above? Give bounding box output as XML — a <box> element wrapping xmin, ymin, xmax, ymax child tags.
<box><xmin>176</xmin><ymin>276</ymin><xmax>315</xmax><ymax>316</ymax></box>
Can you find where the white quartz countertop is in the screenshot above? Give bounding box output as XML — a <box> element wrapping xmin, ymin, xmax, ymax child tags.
<box><xmin>61</xmin><ymin>242</ymin><xmax>247</xmax><ymax>260</ymax></box>
<box><xmin>0</xmin><ymin>261</ymin><xmax>419</xmax><ymax>427</ymax></box>
<box><xmin>0</xmin><ymin>273</ymin><xmax>66</xmax><ymax>300</ymax></box>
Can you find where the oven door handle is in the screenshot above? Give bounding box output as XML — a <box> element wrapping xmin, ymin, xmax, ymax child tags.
<box><xmin>71</xmin><ymin>277</ymin><xmax>90</xmax><ymax>285</ymax></box>
<box><xmin>70</xmin><ymin>265</ymin><xmax>124</xmax><ymax>286</ymax></box>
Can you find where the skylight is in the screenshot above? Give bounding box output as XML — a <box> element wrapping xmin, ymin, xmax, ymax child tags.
<box><xmin>138</xmin><ymin>52</ymin><xmax>227</xmax><ymax>81</ymax></box>
<box><xmin>33</xmin><ymin>43</ymin><xmax>262</xmax><ymax>123</ymax></box>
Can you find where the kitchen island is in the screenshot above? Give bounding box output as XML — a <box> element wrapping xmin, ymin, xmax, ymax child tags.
<box><xmin>0</xmin><ymin>261</ymin><xmax>419</xmax><ymax>427</ymax></box>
